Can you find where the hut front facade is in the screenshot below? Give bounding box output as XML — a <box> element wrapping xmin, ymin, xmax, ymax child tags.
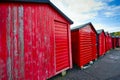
<box><xmin>116</xmin><ymin>37</ymin><xmax>120</xmax><ymax>47</ymax></box>
<box><xmin>105</xmin><ymin>32</ymin><xmax>110</xmax><ymax>51</ymax></box>
<box><xmin>119</xmin><ymin>38</ymin><xmax>120</xmax><ymax>47</ymax></box>
<box><xmin>0</xmin><ymin>0</ymin><xmax>73</xmax><ymax>80</ymax></box>
<box><xmin>112</xmin><ymin>37</ymin><xmax>117</xmax><ymax>49</ymax></box>
<box><xmin>71</xmin><ymin>22</ymin><xmax>97</xmax><ymax>68</ymax></box>
<box><xmin>97</xmin><ymin>29</ymin><xmax>106</xmax><ymax>57</ymax></box>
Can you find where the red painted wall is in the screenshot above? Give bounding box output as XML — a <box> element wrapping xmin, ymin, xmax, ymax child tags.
<box><xmin>98</xmin><ymin>32</ymin><xmax>106</xmax><ymax>56</ymax></box>
<box><xmin>71</xmin><ymin>25</ymin><xmax>97</xmax><ymax>67</ymax></box>
<box><xmin>119</xmin><ymin>38</ymin><xmax>120</xmax><ymax>47</ymax></box>
<box><xmin>108</xmin><ymin>36</ymin><xmax>112</xmax><ymax>50</ymax></box>
<box><xmin>105</xmin><ymin>33</ymin><xmax>112</xmax><ymax>52</ymax></box>
<box><xmin>105</xmin><ymin>33</ymin><xmax>109</xmax><ymax>52</ymax></box>
<box><xmin>116</xmin><ymin>38</ymin><xmax>120</xmax><ymax>47</ymax></box>
<box><xmin>71</xmin><ymin>31</ymin><xmax>80</xmax><ymax>66</ymax></box>
<box><xmin>112</xmin><ymin>37</ymin><xmax>117</xmax><ymax>49</ymax></box>
<box><xmin>0</xmin><ymin>3</ymin><xmax>72</xmax><ymax>80</ymax></box>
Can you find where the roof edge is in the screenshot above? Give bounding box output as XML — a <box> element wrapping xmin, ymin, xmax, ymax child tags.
<box><xmin>0</xmin><ymin>0</ymin><xmax>50</xmax><ymax>3</ymax></box>
<box><xmin>49</xmin><ymin>1</ymin><xmax>73</xmax><ymax>24</ymax></box>
<box><xmin>0</xmin><ymin>0</ymin><xmax>73</xmax><ymax>24</ymax></box>
<box><xmin>71</xmin><ymin>22</ymin><xmax>91</xmax><ymax>31</ymax></box>
<box><xmin>71</xmin><ymin>22</ymin><xmax>97</xmax><ymax>34</ymax></box>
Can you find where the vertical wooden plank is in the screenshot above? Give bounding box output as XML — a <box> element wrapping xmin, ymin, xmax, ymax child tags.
<box><xmin>10</xmin><ymin>4</ymin><xmax>14</xmax><ymax>80</ymax></box>
<box><xmin>0</xmin><ymin>4</ymin><xmax>7</xmax><ymax>80</ymax></box>
<box><xmin>37</xmin><ymin>5</ymin><xmax>46</xmax><ymax>80</ymax></box>
<box><xmin>24</xmin><ymin>5</ymin><xmax>33</xmax><ymax>80</ymax></box>
<box><xmin>47</xmin><ymin>5</ymin><xmax>55</xmax><ymax>78</ymax></box>
<box><xmin>12</xmin><ymin>6</ymin><xmax>19</xmax><ymax>80</ymax></box>
<box><xmin>47</xmin><ymin>5</ymin><xmax>56</xmax><ymax>78</ymax></box>
<box><xmin>68</xmin><ymin>24</ymin><xmax>72</xmax><ymax>68</ymax></box>
<box><xmin>18</xmin><ymin>5</ymin><xmax>24</xmax><ymax>80</ymax></box>
<box><xmin>44</xmin><ymin>5</ymin><xmax>49</xmax><ymax>78</ymax></box>
<box><xmin>6</xmin><ymin>5</ymin><xmax>12</xmax><ymax>80</ymax></box>
<box><xmin>32</xmin><ymin>4</ymin><xmax>38</xmax><ymax>80</ymax></box>
<box><xmin>43</xmin><ymin>5</ymin><xmax>47</xmax><ymax>79</ymax></box>
<box><xmin>36</xmin><ymin>5</ymin><xmax>42</xmax><ymax>80</ymax></box>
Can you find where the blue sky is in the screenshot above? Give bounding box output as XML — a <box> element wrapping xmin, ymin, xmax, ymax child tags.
<box><xmin>51</xmin><ymin>0</ymin><xmax>120</xmax><ymax>33</ymax></box>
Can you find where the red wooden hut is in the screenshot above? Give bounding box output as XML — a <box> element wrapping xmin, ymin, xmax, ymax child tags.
<box><xmin>71</xmin><ymin>22</ymin><xmax>97</xmax><ymax>68</ymax></box>
<box><xmin>0</xmin><ymin>0</ymin><xmax>73</xmax><ymax>80</ymax></box>
<box><xmin>116</xmin><ymin>37</ymin><xmax>120</xmax><ymax>47</ymax></box>
<box><xmin>108</xmin><ymin>33</ymin><xmax>112</xmax><ymax>50</ymax></box>
<box><xmin>119</xmin><ymin>37</ymin><xmax>120</xmax><ymax>47</ymax></box>
<box><xmin>105</xmin><ymin>32</ymin><xmax>109</xmax><ymax>52</ymax></box>
<box><xmin>97</xmin><ymin>29</ymin><xmax>106</xmax><ymax>57</ymax></box>
<box><xmin>112</xmin><ymin>36</ymin><xmax>117</xmax><ymax>49</ymax></box>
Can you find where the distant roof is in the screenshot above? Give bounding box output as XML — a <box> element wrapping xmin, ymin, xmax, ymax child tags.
<box><xmin>71</xmin><ymin>22</ymin><xmax>97</xmax><ymax>34</ymax></box>
<box><xmin>1</xmin><ymin>0</ymin><xmax>73</xmax><ymax>24</ymax></box>
<box><xmin>105</xmin><ymin>32</ymin><xmax>109</xmax><ymax>35</ymax></box>
<box><xmin>112</xmin><ymin>36</ymin><xmax>120</xmax><ymax>38</ymax></box>
<box><xmin>97</xmin><ymin>29</ymin><xmax>104</xmax><ymax>34</ymax></box>
<box><xmin>71</xmin><ymin>22</ymin><xmax>91</xmax><ymax>30</ymax></box>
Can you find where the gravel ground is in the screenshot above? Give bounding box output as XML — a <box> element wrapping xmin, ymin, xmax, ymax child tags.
<box><xmin>48</xmin><ymin>48</ymin><xmax>120</xmax><ymax>80</ymax></box>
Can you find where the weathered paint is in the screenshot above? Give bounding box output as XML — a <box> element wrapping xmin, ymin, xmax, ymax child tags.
<box><xmin>0</xmin><ymin>3</ymin><xmax>72</xmax><ymax>80</ymax></box>
<box><xmin>71</xmin><ymin>23</ymin><xmax>97</xmax><ymax>67</ymax></box>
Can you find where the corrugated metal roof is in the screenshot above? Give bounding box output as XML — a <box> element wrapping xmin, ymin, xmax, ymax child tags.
<box><xmin>1</xmin><ymin>0</ymin><xmax>73</xmax><ymax>24</ymax></box>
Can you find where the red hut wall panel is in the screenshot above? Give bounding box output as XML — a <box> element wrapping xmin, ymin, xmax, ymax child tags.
<box><xmin>105</xmin><ymin>34</ymin><xmax>107</xmax><ymax>52</ymax></box>
<box><xmin>91</xmin><ymin>29</ymin><xmax>97</xmax><ymax>60</ymax></box>
<box><xmin>97</xmin><ymin>30</ymin><xmax>106</xmax><ymax>56</ymax></box>
<box><xmin>54</xmin><ymin>21</ymin><xmax>70</xmax><ymax>72</ymax></box>
<box><xmin>71</xmin><ymin>31</ymin><xmax>80</xmax><ymax>65</ymax></box>
<box><xmin>112</xmin><ymin>37</ymin><xmax>117</xmax><ymax>49</ymax></box>
<box><xmin>112</xmin><ymin>38</ymin><xmax>114</xmax><ymax>48</ymax></box>
<box><xmin>109</xmin><ymin>36</ymin><xmax>112</xmax><ymax>49</ymax></box>
<box><xmin>109</xmin><ymin>35</ymin><xmax>112</xmax><ymax>50</ymax></box>
<box><xmin>0</xmin><ymin>1</ymin><xmax>73</xmax><ymax>80</ymax></box>
<box><xmin>116</xmin><ymin>37</ymin><xmax>120</xmax><ymax>47</ymax></box>
<box><xmin>119</xmin><ymin>38</ymin><xmax>120</xmax><ymax>47</ymax></box>
<box><xmin>105</xmin><ymin>33</ymin><xmax>110</xmax><ymax>52</ymax></box>
<box><xmin>0</xmin><ymin>8</ymin><xmax>7</xmax><ymax>80</ymax></box>
<box><xmin>71</xmin><ymin>23</ymin><xmax>97</xmax><ymax>67</ymax></box>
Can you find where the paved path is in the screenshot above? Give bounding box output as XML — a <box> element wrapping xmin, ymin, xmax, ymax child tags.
<box><xmin>48</xmin><ymin>48</ymin><xmax>120</xmax><ymax>80</ymax></box>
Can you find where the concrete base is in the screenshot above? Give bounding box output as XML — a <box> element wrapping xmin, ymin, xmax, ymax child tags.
<box><xmin>61</xmin><ymin>71</ymin><xmax>66</xmax><ymax>76</ymax></box>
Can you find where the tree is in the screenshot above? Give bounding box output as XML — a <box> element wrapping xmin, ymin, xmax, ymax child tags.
<box><xmin>111</xmin><ymin>32</ymin><xmax>120</xmax><ymax>36</ymax></box>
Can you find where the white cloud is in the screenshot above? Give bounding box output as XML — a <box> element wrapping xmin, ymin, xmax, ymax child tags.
<box><xmin>51</xmin><ymin>0</ymin><xmax>106</xmax><ymax>22</ymax></box>
<box><xmin>94</xmin><ymin>23</ymin><xmax>120</xmax><ymax>33</ymax></box>
<box><xmin>50</xmin><ymin>0</ymin><xmax>120</xmax><ymax>32</ymax></box>
<box><xmin>104</xmin><ymin>6</ymin><xmax>120</xmax><ymax>17</ymax></box>
<box><xmin>104</xmin><ymin>12</ymin><xmax>114</xmax><ymax>17</ymax></box>
<box><xmin>98</xmin><ymin>0</ymin><xmax>114</xmax><ymax>3</ymax></box>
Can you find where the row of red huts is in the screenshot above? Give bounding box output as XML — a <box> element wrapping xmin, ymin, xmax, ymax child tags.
<box><xmin>71</xmin><ymin>23</ymin><xmax>120</xmax><ymax>68</ymax></box>
<box><xmin>0</xmin><ymin>0</ymin><xmax>120</xmax><ymax>80</ymax></box>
